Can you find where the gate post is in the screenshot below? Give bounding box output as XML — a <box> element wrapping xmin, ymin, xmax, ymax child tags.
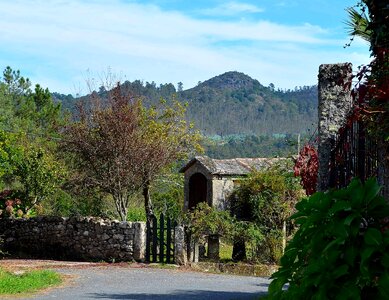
<box><xmin>207</xmin><ymin>234</ymin><xmax>220</xmax><ymax>261</ymax></box>
<box><xmin>174</xmin><ymin>225</ymin><xmax>187</xmax><ymax>265</ymax></box>
<box><xmin>133</xmin><ymin>222</ymin><xmax>146</xmax><ymax>261</ymax></box>
<box><xmin>317</xmin><ymin>63</ymin><xmax>353</xmax><ymax>191</ymax></box>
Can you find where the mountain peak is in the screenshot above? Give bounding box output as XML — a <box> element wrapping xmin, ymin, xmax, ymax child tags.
<box><xmin>198</xmin><ymin>71</ymin><xmax>261</xmax><ymax>90</ymax></box>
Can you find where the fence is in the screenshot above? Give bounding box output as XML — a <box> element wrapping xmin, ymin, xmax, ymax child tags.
<box><xmin>328</xmin><ymin>117</ymin><xmax>378</xmax><ymax>189</ymax></box>
<box><xmin>145</xmin><ymin>213</ymin><xmax>177</xmax><ymax>264</ymax></box>
<box><xmin>318</xmin><ymin>63</ymin><xmax>381</xmax><ymax>192</ymax></box>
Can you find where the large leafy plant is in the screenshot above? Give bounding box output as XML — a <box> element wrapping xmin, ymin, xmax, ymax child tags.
<box><xmin>268</xmin><ymin>178</ymin><xmax>389</xmax><ymax>299</ymax></box>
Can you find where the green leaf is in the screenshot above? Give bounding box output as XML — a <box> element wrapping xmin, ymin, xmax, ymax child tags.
<box><xmin>344</xmin><ymin>246</ymin><xmax>357</xmax><ymax>266</ymax></box>
<box><xmin>382</xmin><ymin>253</ymin><xmax>389</xmax><ymax>268</ymax></box>
<box><xmin>323</xmin><ymin>238</ymin><xmax>342</xmax><ymax>252</ymax></box>
<box><xmin>364</xmin><ymin>228</ymin><xmax>383</xmax><ymax>246</ymax></box>
<box><xmin>329</xmin><ymin>200</ymin><xmax>351</xmax><ymax>214</ymax></box>
<box><xmin>268</xmin><ymin>278</ymin><xmax>286</xmax><ymax>295</ymax></box>
<box><xmin>332</xmin><ymin>224</ymin><xmax>348</xmax><ymax>239</ymax></box>
<box><xmin>360</xmin><ymin>247</ymin><xmax>375</xmax><ymax>277</ymax></box>
<box><xmin>344</xmin><ymin>213</ymin><xmax>360</xmax><ymax>226</ymax></box>
<box><xmin>363</xmin><ymin>177</ymin><xmax>381</xmax><ymax>204</ymax></box>
<box><xmin>332</xmin><ymin>264</ymin><xmax>349</xmax><ymax>279</ymax></box>
<box><xmin>378</xmin><ymin>272</ymin><xmax>389</xmax><ymax>299</ymax></box>
<box><xmin>361</xmin><ymin>247</ymin><xmax>375</xmax><ymax>262</ymax></box>
<box><xmin>335</xmin><ymin>284</ymin><xmax>361</xmax><ymax>300</ymax></box>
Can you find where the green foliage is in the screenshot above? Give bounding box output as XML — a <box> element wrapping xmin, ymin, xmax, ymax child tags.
<box><xmin>127</xmin><ymin>205</ymin><xmax>146</xmax><ymax>222</ymax></box>
<box><xmin>151</xmin><ymin>166</ymin><xmax>185</xmax><ymax>221</ymax></box>
<box><xmin>0</xmin><ymin>131</ymin><xmax>22</xmax><ymax>184</ymax></box>
<box><xmin>186</xmin><ymin>203</ymin><xmax>236</xmax><ymax>243</ymax></box>
<box><xmin>0</xmin><ymin>67</ymin><xmax>66</xmax><ymax>216</ymax></box>
<box><xmin>231</xmin><ymin>164</ymin><xmax>302</xmax><ymax>263</ymax></box>
<box><xmin>0</xmin><ymin>267</ymin><xmax>61</xmax><ymax>295</ymax></box>
<box><xmin>15</xmin><ymin>146</ymin><xmax>65</xmax><ymax>214</ymax></box>
<box><xmin>268</xmin><ymin>178</ymin><xmax>389</xmax><ymax>299</ymax></box>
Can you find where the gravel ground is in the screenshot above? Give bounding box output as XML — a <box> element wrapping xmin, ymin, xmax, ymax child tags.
<box><xmin>0</xmin><ymin>260</ymin><xmax>270</xmax><ymax>300</ymax></box>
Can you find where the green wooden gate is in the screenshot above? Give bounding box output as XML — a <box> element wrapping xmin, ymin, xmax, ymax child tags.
<box><xmin>145</xmin><ymin>213</ymin><xmax>177</xmax><ymax>264</ymax></box>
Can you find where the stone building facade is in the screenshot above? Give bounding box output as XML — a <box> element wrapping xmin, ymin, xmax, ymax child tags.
<box><xmin>180</xmin><ymin>156</ymin><xmax>284</xmax><ymax>211</ymax></box>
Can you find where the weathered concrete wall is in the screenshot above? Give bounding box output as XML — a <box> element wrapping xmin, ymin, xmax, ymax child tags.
<box><xmin>212</xmin><ymin>177</ymin><xmax>235</xmax><ymax>210</ymax></box>
<box><xmin>317</xmin><ymin>63</ymin><xmax>353</xmax><ymax>191</ymax></box>
<box><xmin>0</xmin><ymin>216</ymin><xmax>146</xmax><ymax>262</ymax></box>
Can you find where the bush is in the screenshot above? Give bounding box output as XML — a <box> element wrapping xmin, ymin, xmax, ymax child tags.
<box><xmin>185</xmin><ymin>202</ymin><xmax>236</xmax><ymax>243</ymax></box>
<box><xmin>231</xmin><ymin>164</ymin><xmax>302</xmax><ymax>263</ymax></box>
<box><xmin>0</xmin><ymin>190</ymin><xmax>28</xmax><ymax>218</ymax></box>
<box><xmin>268</xmin><ymin>178</ymin><xmax>389</xmax><ymax>299</ymax></box>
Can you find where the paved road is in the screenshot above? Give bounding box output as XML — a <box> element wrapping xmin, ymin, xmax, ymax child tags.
<box><xmin>24</xmin><ymin>265</ymin><xmax>270</xmax><ymax>300</ymax></box>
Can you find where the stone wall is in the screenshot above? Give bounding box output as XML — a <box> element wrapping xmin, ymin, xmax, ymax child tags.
<box><xmin>0</xmin><ymin>216</ymin><xmax>146</xmax><ymax>262</ymax></box>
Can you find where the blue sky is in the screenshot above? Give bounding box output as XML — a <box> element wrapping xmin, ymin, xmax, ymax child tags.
<box><xmin>0</xmin><ymin>0</ymin><xmax>370</xmax><ymax>95</ymax></box>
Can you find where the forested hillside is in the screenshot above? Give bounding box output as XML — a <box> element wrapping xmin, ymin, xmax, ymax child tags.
<box><xmin>54</xmin><ymin>71</ymin><xmax>317</xmax><ymax>136</ymax></box>
<box><xmin>180</xmin><ymin>71</ymin><xmax>317</xmax><ymax>136</ymax></box>
<box><xmin>53</xmin><ymin>71</ymin><xmax>317</xmax><ymax>158</ymax></box>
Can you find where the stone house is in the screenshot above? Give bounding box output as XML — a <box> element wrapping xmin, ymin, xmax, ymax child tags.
<box><xmin>180</xmin><ymin>156</ymin><xmax>284</xmax><ymax>211</ymax></box>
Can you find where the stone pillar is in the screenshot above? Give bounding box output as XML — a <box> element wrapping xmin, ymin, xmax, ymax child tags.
<box><xmin>207</xmin><ymin>234</ymin><xmax>220</xmax><ymax>261</ymax></box>
<box><xmin>174</xmin><ymin>226</ymin><xmax>187</xmax><ymax>265</ymax></box>
<box><xmin>133</xmin><ymin>222</ymin><xmax>146</xmax><ymax>261</ymax></box>
<box><xmin>317</xmin><ymin>63</ymin><xmax>353</xmax><ymax>191</ymax></box>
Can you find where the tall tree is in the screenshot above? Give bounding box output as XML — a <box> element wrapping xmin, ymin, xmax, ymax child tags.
<box><xmin>0</xmin><ymin>67</ymin><xmax>66</xmax><ymax>215</ymax></box>
<box><xmin>62</xmin><ymin>84</ymin><xmax>201</xmax><ymax>221</ymax></box>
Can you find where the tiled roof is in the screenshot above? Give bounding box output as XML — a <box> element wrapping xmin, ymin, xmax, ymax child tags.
<box><xmin>180</xmin><ymin>156</ymin><xmax>286</xmax><ymax>176</ymax></box>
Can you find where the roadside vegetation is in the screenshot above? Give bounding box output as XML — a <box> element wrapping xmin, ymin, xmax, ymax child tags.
<box><xmin>185</xmin><ymin>162</ymin><xmax>303</xmax><ymax>264</ymax></box>
<box><xmin>0</xmin><ymin>267</ymin><xmax>62</xmax><ymax>295</ymax></box>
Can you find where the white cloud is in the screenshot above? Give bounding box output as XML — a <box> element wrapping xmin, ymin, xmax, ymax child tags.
<box><xmin>0</xmin><ymin>0</ymin><xmax>370</xmax><ymax>94</ymax></box>
<box><xmin>201</xmin><ymin>1</ymin><xmax>264</xmax><ymax>16</ymax></box>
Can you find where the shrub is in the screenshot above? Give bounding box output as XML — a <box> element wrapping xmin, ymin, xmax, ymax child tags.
<box><xmin>231</xmin><ymin>164</ymin><xmax>302</xmax><ymax>263</ymax></box>
<box><xmin>268</xmin><ymin>178</ymin><xmax>389</xmax><ymax>299</ymax></box>
<box><xmin>185</xmin><ymin>202</ymin><xmax>236</xmax><ymax>243</ymax></box>
<box><xmin>0</xmin><ymin>190</ymin><xmax>28</xmax><ymax>218</ymax></box>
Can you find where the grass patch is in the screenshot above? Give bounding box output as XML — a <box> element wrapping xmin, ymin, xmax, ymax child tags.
<box><xmin>220</xmin><ymin>241</ymin><xmax>233</xmax><ymax>262</ymax></box>
<box><xmin>0</xmin><ymin>267</ymin><xmax>62</xmax><ymax>295</ymax></box>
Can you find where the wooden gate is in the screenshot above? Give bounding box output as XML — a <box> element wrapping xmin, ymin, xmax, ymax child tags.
<box><xmin>145</xmin><ymin>213</ymin><xmax>177</xmax><ymax>264</ymax></box>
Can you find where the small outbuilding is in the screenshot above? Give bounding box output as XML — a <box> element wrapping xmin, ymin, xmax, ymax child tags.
<box><xmin>180</xmin><ymin>156</ymin><xmax>284</xmax><ymax>211</ymax></box>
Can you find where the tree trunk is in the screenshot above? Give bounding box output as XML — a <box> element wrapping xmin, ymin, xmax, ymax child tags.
<box><xmin>113</xmin><ymin>194</ymin><xmax>128</xmax><ymax>221</ymax></box>
<box><xmin>143</xmin><ymin>180</ymin><xmax>154</xmax><ymax>222</ymax></box>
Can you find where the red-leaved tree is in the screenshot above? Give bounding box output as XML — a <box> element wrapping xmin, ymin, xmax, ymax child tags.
<box><xmin>294</xmin><ymin>144</ymin><xmax>318</xmax><ymax>195</ymax></box>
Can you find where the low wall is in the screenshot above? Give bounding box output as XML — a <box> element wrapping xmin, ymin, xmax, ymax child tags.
<box><xmin>0</xmin><ymin>216</ymin><xmax>146</xmax><ymax>262</ymax></box>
